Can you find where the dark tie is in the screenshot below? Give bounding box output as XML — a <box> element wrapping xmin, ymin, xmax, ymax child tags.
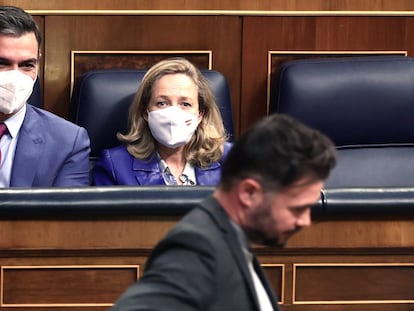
<box><xmin>0</xmin><ymin>123</ymin><xmax>8</xmax><ymax>164</ymax></box>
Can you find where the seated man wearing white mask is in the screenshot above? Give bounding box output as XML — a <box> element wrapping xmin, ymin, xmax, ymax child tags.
<box><xmin>0</xmin><ymin>6</ymin><xmax>90</xmax><ymax>187</ymax></box>
<box><xmin>93</xmin><ymin>58</ymin><xmax>232</xmax><ymax>186</ymax></box>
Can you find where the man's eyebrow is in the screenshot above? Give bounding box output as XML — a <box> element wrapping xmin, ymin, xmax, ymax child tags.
<box><xmin>0</xmin><ymin>57</ymin><xmax>38</xmax><ymax>65</ymax></box>
<box><xmin>0</xmin><ymin>57</ymin><xmax>11</xmax><ymax>64</ymax></box>
<box><xmin>291</xmin><ymin>204</ymin><xmax>312</xmax><ymax>210</ymax></box>
<box><xmin>19</xmin><ymin>58</ymin><xmax>38</xmax><ymax>64</ymax></box>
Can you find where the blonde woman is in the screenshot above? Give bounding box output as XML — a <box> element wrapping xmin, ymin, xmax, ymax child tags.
<box><xmin>93</xmin><ymin>58</ymin><xmax>232</xmax><ymax>186</ymax></box>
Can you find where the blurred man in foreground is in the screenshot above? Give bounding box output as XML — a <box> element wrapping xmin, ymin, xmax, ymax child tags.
<box><xmin>111</xmin><ymin>113</ymin><xmax>337</xmax><ymax>311</ymax></box>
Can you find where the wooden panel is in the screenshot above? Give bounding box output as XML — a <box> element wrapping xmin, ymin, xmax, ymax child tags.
<box><xmin>293</xmin><ymin>264</ymin><xmax>414</xmax><ymax>303</ymax></box>
<box><xmin>262</xmin><ymin>264</ymin><xmax>284</xmax><ymax>303</ymax></box>
<box><xmin>6</xmin><ymin>0</ymin><xmax>414</xmax><ymax>11</ymax></box>
<box><xmin>0</xmin><ymin>218</ymin><xmax>414</xmax><ymax>251</ymax></box>
<box><xmin>241</xmin><ymin>16</ymin><xmax>414</xmax><ymax>131</ymax></box>
<box><xmin>0</xmin><ymin>218</ymin><xmax>411</xmax><ymax>310</ymax></box>
<box><xmin>1</xmin><ymin>266</ymin><xmax>138</xmax><ymax>307</ymax></box>
<box><xmin>0</xmin><ymin>217</ymin><xmax>177</xmax><ymax>249</ymax></box>
<box><xmin>260</xmin><ymin>251</ymin><xmax>414</xmax><ymax>311</ymax></box>
<box><xmin>16</xmin><ymin>13</ymin><xmax>414</xmax><ymax>137</ymax></box>
<box><xmin>70</xmin><ymin>51</ymin><xmax>211</xmax><ymax>96</ymax></box>
<box><xmin>71</xmin><ymin>51</ymin><xmax>211</xmax><ymax>81</ymax></box>
<box><xmin>43</xmin><ymin>15</ymin><xmax>241</xmax><ymax>136</ymax></box>
<box><xmin>287</xmin><ymin>220</ymin><xmax>414</xmax><ymax>248</ymax></box>
<box><xmin>0</xmin><ymin>248</ymin><xmax>411</xmax><ymax>311</ymax></box>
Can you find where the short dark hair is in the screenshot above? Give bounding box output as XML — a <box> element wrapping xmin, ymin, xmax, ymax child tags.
<box><xmin>219</xmin><ymin>114</ymin><xmax>337</xmax><ymax>191</ymax></box>
<box><xmin>0</xmin><ymin>6</ymin><xmax>41</xmax><ymax>54</ymax></box>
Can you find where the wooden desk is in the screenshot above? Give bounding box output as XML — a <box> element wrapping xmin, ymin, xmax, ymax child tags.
<box><xmin>0</xmin><ymin>187</ymin><xmax>413</xmax><ymax>310</ymax></box>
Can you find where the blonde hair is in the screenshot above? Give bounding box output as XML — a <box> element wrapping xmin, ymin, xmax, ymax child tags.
<box><xmin>118</xmin><ymin>58</ymin><xmax>228</xmax><ymax>168</ymax></box>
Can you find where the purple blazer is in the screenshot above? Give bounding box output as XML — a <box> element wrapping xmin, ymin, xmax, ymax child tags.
<box><xmin>92</xmin><ymin>142</ymin><xmax>232</xmax><ymax>186</ymax></box>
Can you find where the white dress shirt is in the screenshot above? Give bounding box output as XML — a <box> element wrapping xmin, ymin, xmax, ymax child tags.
<box><xmin>0</xmin><ymin>105</ymin><xmax>26</xmax><ymax>187</ymax></box>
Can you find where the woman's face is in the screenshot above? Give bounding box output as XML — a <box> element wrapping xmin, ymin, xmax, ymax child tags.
<box><xmin>148</xmin><ymin>73</ymin><xmax>201</xmax><ymax>118</ymax></box>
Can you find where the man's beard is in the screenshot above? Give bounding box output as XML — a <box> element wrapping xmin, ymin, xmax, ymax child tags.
<box><xmin>243</xmin><ymin>226</ymin><xmax>286</xmax><ymax>248</ymax></box>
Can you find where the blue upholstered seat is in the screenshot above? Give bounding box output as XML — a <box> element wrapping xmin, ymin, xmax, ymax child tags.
<box><xmin>270</xmin><ymin>55</ymin><xmax>414</xmax><ymax>188</ymax></box>
<box><xmin>70</xmin><ymin>69</ymin><xmax>235</xmax><ymax>161</ymax></box>
<box><xmin>28</xmin><ymin>78</ymin><xmax>43</xmax><ymax>108</ymax></box>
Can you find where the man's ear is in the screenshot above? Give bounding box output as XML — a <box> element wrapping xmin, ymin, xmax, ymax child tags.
<box><xmin>237</xmin><ymin>178</ymin><xmax>262</xmax><ymax>210</ymax></box>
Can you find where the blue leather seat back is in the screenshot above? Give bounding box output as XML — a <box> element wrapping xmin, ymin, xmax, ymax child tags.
<box><xmin>28</xmin><ymin>78</ymin><xmax>43</xmax><ymax>108</ymax></box>
<box><xmin>270</xmin><ymin>56</ymin><xmax>414</xmax><ymax>188</ymax></box>
<box><xmin>71</xmin><ymin>69</ymin><xmax>234</xmax><ymax>160</ymax></box>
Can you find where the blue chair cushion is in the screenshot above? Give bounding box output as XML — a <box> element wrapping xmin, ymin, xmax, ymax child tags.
<box><xmin>270</xmin><ymin>55</ymin><xmax>414</xmax><ymax>188</ymax></box>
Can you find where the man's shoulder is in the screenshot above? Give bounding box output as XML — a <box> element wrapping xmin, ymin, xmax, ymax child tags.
<box><xmin>172</xmin><ymin>198</ymin><xmax>230</xmax><ymax>238</ymax></box>
<box><xmin>22</xmin><ymin>105</ymin><xmax>89</xmax><ymax>147</ymax></box>
<box><xmin>26</xmin><ymin>105</ymin><xmax>83</xmax><ymax>131</ymax></box>
<box><xmin>156</xmin><ymin>204</ymin><xmax>224</xmax><ymax>258</ymax></box>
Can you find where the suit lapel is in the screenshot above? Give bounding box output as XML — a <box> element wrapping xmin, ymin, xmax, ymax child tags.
<box><xmin>11</xmin><ymin>106</ymin><xmax>45</xmax><ymax>187</ymax></box>
<box><xmin>200</xmin><ymin>197</ymin><xmax>261</xmax><ymax>311</ymax></box>
<box><xmin>132</xmin><ymin>155</ymin><xmax>165</xmax><ymax>185</ymax></box>
<box><xmin>225</xmin><ymin>228</ymin><xmax>261</xmax><ymax>310</ymax></box>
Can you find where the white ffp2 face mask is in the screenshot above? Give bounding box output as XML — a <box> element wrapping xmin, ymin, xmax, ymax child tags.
<box><xmin>0</xmin><ymin>70</ymin><xmax>35</xmax><ymax>114</ymax></box>
<box><xmin>148</xmin><ymin>106</ymin><xmax>200</xmax><ymax>148</ymax></box>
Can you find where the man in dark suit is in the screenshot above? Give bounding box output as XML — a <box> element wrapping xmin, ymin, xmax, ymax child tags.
<box><xmin>110</xmin><ymin>114</ymin><xmax>337</xmax><ymax>311</ymax></box>
<box><xmin>0</xmin><ymin>6</ymin><xmax>90</xmax><ymax>187</ymax></box>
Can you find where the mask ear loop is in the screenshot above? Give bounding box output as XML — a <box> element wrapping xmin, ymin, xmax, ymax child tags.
<box><xmin>33</xmin><ymin>71</ymin><xmax>39</xmax><ymax>84</ymax></box>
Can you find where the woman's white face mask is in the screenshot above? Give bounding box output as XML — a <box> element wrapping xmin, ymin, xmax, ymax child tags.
<box><xmin>148</xmin><ymin>106</ymin><xmax>200</xmax><ymax>148</ymax></box>
<box><xmin>0</xmin><ymin>70</ymin><xmax>35</xmax><ymax>114</ymax></box>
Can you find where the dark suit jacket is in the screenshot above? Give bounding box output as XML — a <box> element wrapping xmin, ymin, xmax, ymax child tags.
<box><xmin>93</xmin><ymin>142</ymin><xmax>232</xmax><ymax>186</ymax></box>
<box><xmin>110</xmin><ymin>196</ymin><xmax>281</xmax><ymax>311</ymax></box>
<box><xmin>10</xmin><ymin>105</ymin><xmax>90</xmax><ymax>187</ymax></box>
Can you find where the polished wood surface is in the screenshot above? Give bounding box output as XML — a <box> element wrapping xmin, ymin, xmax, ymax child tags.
<box><xmin>3</xmin><ymin>3</ymin><xmax>414</xmax><ymax>135</ymax></box>
<box><xmin>241</xmin><ymin>15</ymin><xmax>414</xmax><ymax>130</ymax></box>
<box><xmin>0</xmin><ymin>187</ymin><xmax>412</xmax><ymax>310</ymax></box>
<box><xmin>5</xmin><ymin>0</ymin><xmax>414</xmax><ymax>11</ymax></box>
<box><xmin>43</xmin><ymin>15</ymin><xmax>242</xmax><ymax>133</ymax></box>
<box><xmin>0</xmin><ymin>216</ymin><xmax>412</xmax><ymax>310</ymax></box>
<box><xmin>40</xmin><ymin>14</ymin><xmax>414</xmax><ymax>136</ymax></box>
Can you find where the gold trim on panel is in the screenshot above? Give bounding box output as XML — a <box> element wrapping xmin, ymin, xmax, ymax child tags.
<box><xmin>266</xmin><ymin>50</ymin><xmax>408</xmax><ymax>114</ymax></box>
<box><xmin>261</xmin><ymin>263</ymin><xmax>285</xmax><ymax>304</ymax></box>
<box><xmin>292</xmin><ymin>263</ymin><xmax>414</xmax><ymax>305</ymax></box>
<box><xmin>1</xmin><ymin>265</ymin><xmax>140</xmax><ymax>308</ymax></box>
<box><xmin>26</xmin><ymin>10</ymin><xmax>414</xmax><ymax>17</ymax></box>
<box><xmin>70</xmin><ymin>50</ymin><xmax>213</xmax><ymax>97</ymax></box>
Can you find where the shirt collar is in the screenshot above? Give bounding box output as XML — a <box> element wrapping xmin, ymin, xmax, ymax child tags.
<box><xmin>156</xmin><ymin>152</ymin><xmax>196</xmax><ymax>185</ymax></box>
<box><xmin>3</xmin><ymin>104</ymin><xmax>26</xmax><ymax>138</ymax></box>
<box><xmin>230</xmin><ymin>220</ymin><xmax>251</xmax><ymax>251</ymax></box>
